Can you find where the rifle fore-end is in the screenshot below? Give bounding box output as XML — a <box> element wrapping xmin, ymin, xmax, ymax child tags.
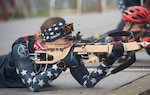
<box><xmin>73</xmin><ymin>42</ymin><xmax>141</xmax><ymax>53</ymax></box>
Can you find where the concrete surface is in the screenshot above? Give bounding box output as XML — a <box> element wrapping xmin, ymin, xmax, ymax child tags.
<box><xmin>0</xmin><ymin>70</ymin><xmax>149</xmax><ymax>95</ymax></box>
<box><xmin>106</xmin><ymin>74</ymin><xmax>150</xmax><ymax>95</ymax></box>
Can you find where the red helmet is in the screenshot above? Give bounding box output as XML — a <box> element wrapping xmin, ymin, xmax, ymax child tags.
<box><xmin>123</xmin><ymin>6</ymin><xmax>150</xmax><ymax>23</ymax></box>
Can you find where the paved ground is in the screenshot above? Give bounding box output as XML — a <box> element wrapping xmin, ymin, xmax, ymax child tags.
<box><xmin>0</xmin><ymin>10</ymin><xmax>150</xmax><ymax>95</ymax></box>
<box><xmin>0</xmin><ymin>71</ymin><xmax>149</xmax><ymax>95</ymax></box>
<box><xmin>106</xmin><ymin>74</ymin><xmax>150</xmax><ymax>95</ymax></box>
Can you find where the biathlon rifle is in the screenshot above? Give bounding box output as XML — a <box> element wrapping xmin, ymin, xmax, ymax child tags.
<box><xmin>30</xmin><ymin>30</ymin><xmax>150</xmax><ymax>64</ymax></box>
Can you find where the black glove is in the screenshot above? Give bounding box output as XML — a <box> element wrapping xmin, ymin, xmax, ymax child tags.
<box><xmin>57</xmin><ymin>61</ymin><xmax>67</xmax><ymax>71</ymax></box>
<box><xmin>103</xmin><ymin>42</ymin><xmax>124</xmax><ymax>67</ymax></box>
<box><xmin>111</xmin><ymin>42</ymin><xmax>124</xmax><ymax>58</ymax></box>
<box><xmin>62</xmin><ymin>44</ymin><xmax>81</xmax><ymax>68</ymax></box>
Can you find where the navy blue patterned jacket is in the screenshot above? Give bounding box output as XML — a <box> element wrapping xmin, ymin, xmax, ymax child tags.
<box><xmin>0</xmin><ymin>35</ymin><xmax>110</xmax><ymax>92</ymax></box>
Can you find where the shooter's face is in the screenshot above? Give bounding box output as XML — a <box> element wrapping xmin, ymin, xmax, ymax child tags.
<box><xmin>130</xmin><ymin>24</ymin><xmax>147</xmax><ymax>38</ymax></box>
<box><xmin>123</xmin><ymin>23</ymin><xmax>148</xmax><ymax>39</ymax></box>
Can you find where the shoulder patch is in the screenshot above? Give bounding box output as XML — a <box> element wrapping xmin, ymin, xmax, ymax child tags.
<box><xmin>17</xmin><ymin>44</ymin><xmax>29</xmax><ymax>57</ymax></box>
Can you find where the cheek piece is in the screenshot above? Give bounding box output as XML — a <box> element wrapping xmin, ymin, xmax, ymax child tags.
<box><xmin>41</xmin><ymin>21</ymin><xmax>74</xmax><ymax>42</ymax></box>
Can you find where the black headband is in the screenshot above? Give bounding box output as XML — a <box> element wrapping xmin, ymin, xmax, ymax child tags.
<box><xmin>42</xmin><ymin>21</ymin><xmax>73</xmax><ymax>42</ymax></box>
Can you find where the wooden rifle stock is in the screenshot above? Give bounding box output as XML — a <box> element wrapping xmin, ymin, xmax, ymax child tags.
<box><xmin>30</xmin><ymin>42</ymin><xmax>142</xmax><ymax>64</ymax></box>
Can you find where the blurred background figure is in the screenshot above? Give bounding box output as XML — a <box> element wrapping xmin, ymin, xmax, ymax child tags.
<box><xmin>116</xmin><ymin>0</ymin><xmax>146</xmax><ymax>30</ymax></box>
<box><xmin>144</xmin><ymin>0</ymin><xmax>150</xmax><ymax>11</ymax></box>
<box><xmin>0</xmin><ymin>0</ymin><xmax>18</xmax><ymax>20</ymax></box>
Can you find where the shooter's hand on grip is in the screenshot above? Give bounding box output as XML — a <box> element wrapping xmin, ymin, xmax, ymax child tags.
<box><xmin>62</xmin><ymin>44</ymin><xmax>82</xmax><ymax>68</ymax></box>
<box><xmin>103</xmin><ymin>42</ymin><xmax>124</xmax><ymax>67</ymax></box>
